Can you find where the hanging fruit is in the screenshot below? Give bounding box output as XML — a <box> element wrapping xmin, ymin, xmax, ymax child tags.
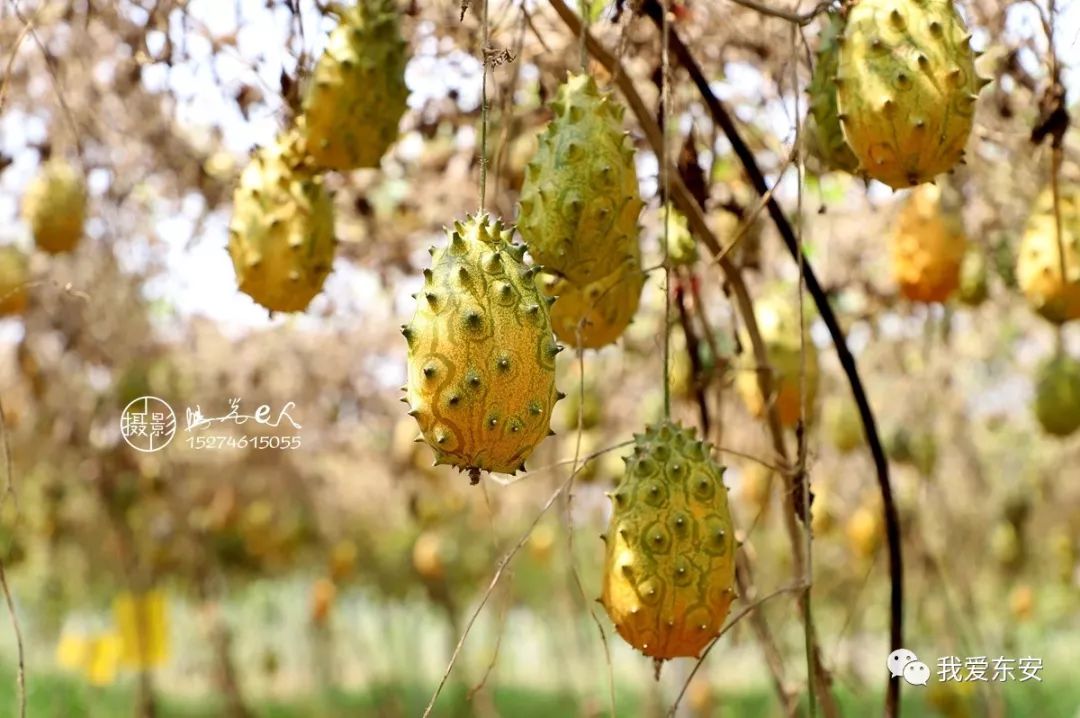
<box><xmin>1033</xmin><ymin>353</ymin><xmax>1080</xmax><ymax>437</ymax></box>
<box><xmin>835</xmin><ymin>0</ymin><xmax>989</xmax><ymax>188</ymax></box>
<box><xmin>600</xmin><ymin>421</ymin><xmax>736</xmax><ymax>660</ymax></box>
<box><xmin>22</xmin><ymin>157</ymin><xmax>87</xmax><ymax>254</ymax></box>
<box><xmin>890</xmin><ymin>184</ymin><xmax>967</xmax><ymax>303</ymax></box>
<box><xmin>734</xmin><ymin>295</ymin><xmax>820</xmax><ymax>428</ymax></box>
<box><xmin>228</xmin><ymin>127</ymin><xmax>336</xmax><ymax>313</ymax></box>
<box><xmin>403</xmin><ymin>213</ymin><xmax>561</xmax><ymax>480</ymax></box>
<box><xmin>0</xmin><ymin>246</ymin><xmax>30</xmax><ymax>316</ymax></box>
<box><xmin>539</xmin><ymin>254</ymin><xmax>645</xmax><ymax>349</ymax></box>
<box><xmin>1017</xmin><ymin>188</ymin><xmax>1080</xmax><ymax>324</ymax></box>
<box><xmin>302</xmin><ymin>0</ymin><xmax>409</xmax><ymax>170</ymax></box>
<box><xmin>806</xmin><ymin>11</ymin><xmax>859</xmax><ymax>174</ymax></box>
<box><xmin>517</xmin><ymin>73</ymin><xmax>644</xmax><ymax>286</ymax></box>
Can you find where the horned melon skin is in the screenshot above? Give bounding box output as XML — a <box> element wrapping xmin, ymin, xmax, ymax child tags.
<box><xmin>403</xmin><ymin>213</ymin><xmax>561</xmax><ymax>477</ymax></box>
<box><xmin>22</xmin><ymin>158</ymin><xmax>87</xmax><ymax>254</ymax></box>
<box><xmin>0</xmin><ymin>246</ymin><xmax>30</xmax><ymax>317</ymax></box>
<box><xmin>734</xmin><ymin>296</ymin><xmax>820</xmax><ymax>428</ymax></box>
<box><xmin>1017</xmin><ymin>189</ymin><xmax>1080</xmax><ymax>324</ymax></box>
<box><xmin>600</xmin><ymin>421</ymin><xmax>737</xmax><ymax>660</ymax></box>
<box><xmin>836</xmin><ymin>0</ymin><xmax>986</xmax><ymax>189</ymax></box>
<box><xmin>538</xmin><ymin>252</ymin><xmax>644</xmax><ymax>349</ymax></box>
<box><xmin>890</xmin><ymin>184</ymin><xmax>967</xmax><ymax>303</ymax></box>
<box><xmin>807</xmin><ymin>12</ymin><xmax>859</xmax><ymax>174</ymax></box>
<box><xmin>517</xmin><ymin>73</ymin><xmax>644</xmax><ymax>286</ymax></box>
<box><xmin>1033</xmin><ymin>354</ymin><xmax>1080</xmax><ymax>438</ymax></box>
<box><xmin>228</xmin><ymin>129</ymin><xmax>336</xmax><ymax>313</ymax></box>
<box><xmin>302</xmin><ymin>0</ymin><xmax>409</xmax><ymax>171</ymax></box>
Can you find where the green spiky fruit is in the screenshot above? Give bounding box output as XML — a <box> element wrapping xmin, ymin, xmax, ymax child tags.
<box><xmin>517</xmin><ymin>73</ymin><xmax>644</xmax><ymax>285</ymax></box>
<box><xmin>1033</xmin><ymin>354</ymin><xmax>1080</xmax><ymax>437</ymax></box>
<box><xmin>807</xmin><ymin>12</ymin><xmax>859</xmax><ymax>173</ymax></box>
<box><xmin>22</xmin><ymin>158</ymin><xmax>86</xmax><ymax>254</ymax></box>
<box><xmin>0</xmin><ymin>246</ymin><xmax>29</xmax><ymax>316</ymax></box>
<box><xmin>600</xmin><ymin>421</ymin><xmax>736</xmax><ymax>660</ymax></box>
<box><xmin>836</xmin><ymin>0</ymin><xmax>987</xmax><ymax>189</ymax></box>
<box><xmin>403</xmin><ymin>214</ymin><xmax>560</xmax><ymax>478</ymax></box>
<box><xmin>301</xmin><ymin>0</ymin><xmax>409</xmax><ymax>170</ymax></box>
<box><xmin>664</xmin><ymin>205</ymin><xmax>697</xmax><ymax>266</ymax></box>
<box><xmin>539</xmin><ymin>253</ymin><xmax>644</xmax><ymax>349</ymax></box>
<box><xmin>734</xmin><ymin>296</ymin><xmax>820</xmax><ymax>428</ymax></box>
<box><xmin>1017</xmin><ymin>189</ymin><xmax>1080</xmax><ymax>324</ymax></box>
<box><xmin>228</xmin><ymin>129</ymin><xmax>336</xmax><ymax>313</ymax></box>
<box><xmin>891</xmin><ymin>184</ymin><xmax>967</xmax><ymax>303</ymax></box>
<box><xmin>957</xmin><ymin>249</ymin><xmax>989</xmax><ymax>306</ymax></box>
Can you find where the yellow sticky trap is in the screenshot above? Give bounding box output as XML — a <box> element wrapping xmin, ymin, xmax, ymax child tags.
<box><xmin>56</xmin><ymin>633</ymin><xmax>90</xmax><ymax>672</ymax></box>
<box><xmin>85</xmin><ymin>633</ymin><xmax>122</xmax><ymax>686</ymax></box>
<box><xmin>113</xmin><ymin>589</ymin><xmax>171</xmax><ymax>669</ymax></box>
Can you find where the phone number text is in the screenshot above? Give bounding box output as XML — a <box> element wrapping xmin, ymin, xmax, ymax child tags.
<box><xmin>185</xmin><ymin>435</ymin><xmax>301</xmax><ymax>450</ymax></box>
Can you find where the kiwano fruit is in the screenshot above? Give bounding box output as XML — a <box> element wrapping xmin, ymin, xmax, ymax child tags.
<box><xmin>539</xmin><ymin>253</ymin><xmax>645</xmax><ymax>349</ymax></box>
<box><xmin>302</xmin><ymin>0</ymin><xmax>408</xmax><ymax>170</ymax></box>
<box><xmin>600</xmin><ymin>421</ymin><xmax>737</xmax><ymax>660</ymax></box>
<box><xmin>517</xmin><ymin>73</ymin><xmax>644</xmax><ymax>286</ymax></box>
<box><xmin>836</xmin><ymin>0</ymin><xmax>989</xmax><ymax>188</ymax></box>
<box><xmin>735</xmin><ymin>295</ymin><xmax>820</xmax><ymax>428</ymax></box>
<box><xmin>403</xmin><ymin>213</ymin><xmax>561</xmax><ymax>480</ymax></box>
<box><xmin>0</xmin><ymin>246</ymin><xmax>29</xmax><ymax>316</ymax></box>
<box><xmin>806</xmin><ymin>12</ymin><xmax>859</xmax><ymax>173</ymax></box>
<box><xmin>1033</xmin><ymin>353</ymin><xmax>1080</xmax><ymax>437</ymax></box>
<box><xmin>22</xmin><ymin>158</ymin><xmax>86</xmax><ymax>254</ymax></box>
<box><xmin>1017</xmin><ymin>189</ymin><xmax>1080</xmax><ymax>324</ymax></box>
<box><xmin>228</xmin><ymin>128</ymin><xmax>336</xmax><ymax>313</ymax></box>
<box><xmin>890</xmin><ymin>184</ymin><xmax>967</xmax><ymax>303</ymax></box>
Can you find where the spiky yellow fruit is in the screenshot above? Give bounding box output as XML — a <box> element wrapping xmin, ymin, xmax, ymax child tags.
<box><xmin>836</xmin><ymin>0</ymin><xmax>987</xmax><ymax>188</ymax></box>
<box><xmin>228</xmin><ymin>129</ymin><xmax>335</xmax><ymax>313</ymax></box>
<box><xmin>1017</xmin><ymin>189</ymin><xmax>1080</xmax><ymax>324</ymax></box>
<box><xmin>807</xmin><ymin>12</ymin><xmax>858</xmax><ymax>173</ymax></box>
<box><xmin>517</xmin><ymin>73</ymin><xmax>644</xmax><ymax>286</ymax></box>
<box><xmin>1033</xmin><ymin>354</ymin><xmax>1080</xmax><ymax>437</ymax></box>
<box><xmin>403</xmin><ymin>214</ymin><xmax>560</xmax><ymax>477</ymax></box>
<box><xmin>539</xmin><ymin>254</ymin><xmax>644</xmax><ymax>349</ymax></box>
<box><xmin>0</xmin><ymin>246</ymin><xmax>29</xmax><ymax>316</ymax></box>
<box><xmin>22</xmin><ymin>158</ymin><xmax>86</xmax><ymax>254</ymax></box>
<box><xmin>890</xmin><ymin>184</ymin><xmax>967</xmax><ymax>303</ymax></box>
<box><xmin>301</xmin><ymin>0</ymin><xmax>408</xmax><ymax>170</ymax></box>
<box><xmin>735</xmin><ymin>296</ymin><xmax>820</xmax><ymax>428</ymax></box>
<box><xmin>601</xmin><ymin>421</ymin><xmax>737</xmax><ymax>660</ymax></box>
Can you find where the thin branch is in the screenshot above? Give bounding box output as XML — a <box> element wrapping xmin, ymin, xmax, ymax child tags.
<box><xmin>423</xmin><ymin>459</ymin><xmax>596</xmax><ymax>716</ymax></box>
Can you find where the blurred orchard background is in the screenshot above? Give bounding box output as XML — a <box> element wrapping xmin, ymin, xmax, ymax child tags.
<box><xmin>0</xmin><ymin>0</ymin><xmax>1079</xmax><ymax>716</ymax></box>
